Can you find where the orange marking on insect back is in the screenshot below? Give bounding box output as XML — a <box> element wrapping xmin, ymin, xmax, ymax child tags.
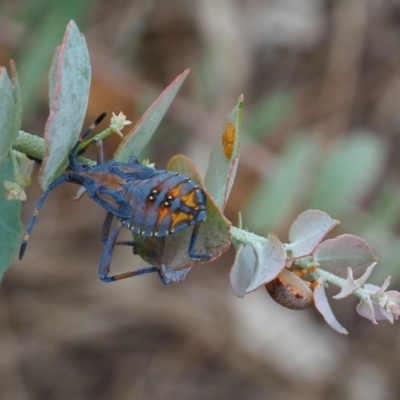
<box><xmin>168</xmin><ymin>183</ymin><xmax>184</xmax><ymax>198</ymax></box>
<box><xmin>84</xmin><ymin>170</ymin><xmax>125</xmax><ymax>191</ymax></box>
<box><xmin>97</xmin><ymin>192</ymin><xmax>120</xmax><ymax>211</ymax></box>
<box><xmin>156</xmin><ymin>204</ymin><xmax>170</xmax><ymax>225</ymax></box>
<box><xmin>222</xmin><ymin>122</ymin><xmax>235</xmax><ymax>158</ymax></box>
<box><xmin>181</xmin><ymin>190</ymin><xmax>199</xmax><ymax>208</ymax></box>
<box><xmin>104</xmin><ymin>173</ymin><xmax>125</xmax><ymax>190</ymax></box>
<box><xmin>170</xmin><ymin>211</ymin><xmax>193</xmax><ymax>230</ymax></box>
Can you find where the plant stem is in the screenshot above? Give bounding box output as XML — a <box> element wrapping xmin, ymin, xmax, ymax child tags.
<box><xmin>12</xmin><ymin>131</ymin><xmax>45</xmax><ymax>161</ymax></box>
<box><xmin>230</xmin><ymin>225</ymin><xmax>267</xmax><ymax>247</ymax></box>
<box><xmin>11</xmin><ymin>130</ymin><xmax>110</xmax><ymax>166</ymax></box>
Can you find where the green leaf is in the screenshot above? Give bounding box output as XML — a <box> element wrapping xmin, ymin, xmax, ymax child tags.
<box><xmin>366</xmin><ymin>182</ymin><xmax>400</xmax><ymax>231</ymax></box>
<box><xmin>309</xmin><ymin>133</ymin><xmax>387</xmax><ymax>215</ymax></box>
<box><xmin>39</xmin><ymin>20</ymin><xmax>91</xmax><ymax>189</ymax></box>
<box><xmin>244</xmin><ymin>134</ymin><xmax>316</xmax><ymax>233</ymax></box>
<box><xmin>0</xmin><ymin>156</ymin><xmax>22</xmax><ymax>281</ymax></box>
<box><xmin>113</xmin><ymin>69</ymin><xmax>190</xmax><ymax>162</ymax></box>
<box><xmin>16</xmin><ymin>1</ymin><xmax>90</xmax><ymax>114</ymax></box>
<box><xmin>204</xmin><ymin>95</ymin><xmax>243</xmax><ymax>210</ymax></box>
<box><xmin>246</xmin><ymin>90</ymin><xmax>293</xmax><ymax>140</ymax></box>
<box><xmin>0</xmin><ymin>61</ymin><xmax>22</xmax><ymax>169</ymax></box>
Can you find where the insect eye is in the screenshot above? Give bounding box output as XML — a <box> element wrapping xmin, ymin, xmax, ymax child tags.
<box><xmin>167</xmin><ymin>195</ymin><xmax>173</xmax><ymax>201</ymax></box>
<box><xmin>164</xmin><ymin>201</ymin><xmax>170</xmax><ymax>207</ymax></box>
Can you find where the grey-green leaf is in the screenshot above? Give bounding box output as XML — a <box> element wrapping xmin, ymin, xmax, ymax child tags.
<box><xmin>113</xmin><ymin>69</ymin><xmax>190</xmax><ymax>162</ymax></box>
<box><xmin>39</xmin><ymin>20</ymin><xmax>91</xmax><ymax>189</ymax></box>
<box><xmin>309</xmin><ymin>133</ymin><xmax>387</xmax><ymax>215</ymax></box>
<box><xmin>0</xmin><ymin>156</ymin><xmax>22</xmax><ymax>281</ymax></box>
<box><xmin>314</xmin><ymin>278</ymin><xmax>348</xmax><ymax>335</ymax></box>
<box><xmin>286</xmin><ymin>210</ymin><xmax>339</xmax><ymax>259</ymax></box>
<box><xmin>204</xmin><ymin>95</ymin><xmax>243</xmax><ymax>210</ymax></box>
<box><xmin>246</xmin><ymin>90</ymin><xmax>293</xmax><ymax>140</ymax></box>
<box><xmin>0</xmin><ymin>61</ymin><xmax>22</xmax><ymax>169</ymax></box>
<box><xmin>245</xmin><ymin>134</ymin><xmax>316</xmax><ymax>233</ymax></box>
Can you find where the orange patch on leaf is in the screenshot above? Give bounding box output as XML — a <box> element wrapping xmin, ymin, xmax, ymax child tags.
<box><xmin>222</xmin><ymin>122</ymin><xmax>235</xmax><ymax>158</ymax></box>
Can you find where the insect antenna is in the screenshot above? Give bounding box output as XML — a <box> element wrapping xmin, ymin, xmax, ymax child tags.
<box><xmin>71</xmin><ymin>111</ymin><xmax>107</xmax><ymax>158</ymax></box>
<box><xmin>19</xmin><ymin>174</ymin><xmax>71</xmax><ymax>259</ymax></box>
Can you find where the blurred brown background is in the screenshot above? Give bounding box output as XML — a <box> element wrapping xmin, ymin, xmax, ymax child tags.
<box><xmin>2</xmin><ymin>0</ymin><xmax>400</xmax><ymax>399</ymax></box>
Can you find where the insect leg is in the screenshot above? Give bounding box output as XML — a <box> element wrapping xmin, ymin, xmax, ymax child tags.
<box><xmin>93</xmin><ymin>138</ymin><xmax>104</xmax><ymax>164</ymax></box>
<box><xmin>115</xmin><ymin>240</ymin><xmax>136</xmax><ymax>247</ymax></box>
<box><xmin>101</xmin><ymin>211</ymin><xmax>114</xmax><ymax>243</ymax></box>
<box><xmin>128</xmin><ymin>155</ymin><xmax>140</xmax><ymax>165</ymax></box>
<box><xmin>101</xmin><ymin>212</ymin><xmax>137</xmax><ymax>249</ymax></box>
<box><xmin>188</xmin><ymin>224</ymin><xmax>211</xmax><ymax>260</ymax></box>
<box><xmin>19</xmin><ymin>174</ymin><xmax>71</xmax><ymax>259</ymax></box>
<box><xmin>98</xmin><ymin>221</ymin><xmax>162</xmax><ymax>283</ymax></box>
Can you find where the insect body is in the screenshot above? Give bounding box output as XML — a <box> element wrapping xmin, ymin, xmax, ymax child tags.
<box><xmin>20</xmin><ymin>113</ymin><xmax>210</xmax><ymax>283</ymax></box>
<box><xmin>73</xmin><ymin>158</ymin><xmax>207</xmax><ymax>238</ymax></box>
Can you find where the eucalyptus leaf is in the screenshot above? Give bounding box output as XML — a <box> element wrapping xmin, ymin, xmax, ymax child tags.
<box><xmin>314</xmin><ymin>234</ymin><xmax>377</xmax><ymax>274</ymax></box>
<box><xmin>204</xmin><ymin>95</ymin><xmax>243</xmax><ymax>210</ymax></box>
<box><xmin>230</xmin><ymin>244</ymin><xmax>256</xmax><ymax>298</ymax></box>
<box><xmin>314</xmin><ymin>278</ymin><xmax>348</xmax><ymax>335</ymax></box>
<box><xmin>245</xmin><ymin>134</ymin><xmax>316</xmax><ymax>233</ymax></box>
<box><xmin>0</xmin><ymin>61</ymin><xmax>22</xmax><ymax>168</ymax></box>
<box><xmin>246</xmin><ymin>90</ymin><xmax>293</xmax><ymax>140</ymax></box>
<box><xmin>0</xmin><ymin>156</ymin><xmax>22</xmax><ymax>281</ymax></box>
<box><xmin>16</xmin><ymin>2</ymin><xmax>90</xmax><ymax>113</ymax></box>
<box><xmin>286</xmin><ymin>210</ymin><xmax>339</xmax><ymax>258</ymax></box>
<box><xmin>39</xmin><ymin>20</ymin><xmax>91</xmax><ymax>189</ymax></box>
<box><xmin>245</xmin><ymin>234</ymin><xmax>287</xmax><ymax>293</ymax></box>
<box><xmin>113</xmin><ymin>69</ymin><xmax>190</xmax><ymax>162</ymax></box>
<box><xmin>310</xmin><ymin>133</ymin><xmax>387</xmax><ymax>215</ymax></box>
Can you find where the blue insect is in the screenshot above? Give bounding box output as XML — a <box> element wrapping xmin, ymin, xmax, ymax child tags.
<box><xmin>20</xmin><ymin>113</ymin><xmax>210</xmax><ymax>283</ymax></box>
